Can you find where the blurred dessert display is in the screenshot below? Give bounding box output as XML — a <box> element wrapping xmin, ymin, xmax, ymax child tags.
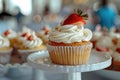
<box><xmin>2</xmin><ymin>29</ymin><xmax>18</xmax><ymax>47</ymax></box>
<box><xmin>17</xmin><ymin>29</ymin><xmax>45</xmax><ymax>50</ymax></box>
<box><xmin>17</xmin><ymin>27</ymin><xmax>46</xmax><ymax>62</ymax></box>
<box><xmin>37</xmin><ymin>25</ymin><xmax>51</xmax><ymax>44</ymax></box>
<box><xmin>0</xmin><ymin>35</ymin><xmax>13</xmax><ymax>64</ymax></box>
<box><xmin>91</xmin><ymin>29</ymin><xmax>120</xmax><ymax>71</ymax></box>
<box><xmin>0</xmin><ymin>26</ymin><xmax>47</xmax><ymax>64</ymax></box>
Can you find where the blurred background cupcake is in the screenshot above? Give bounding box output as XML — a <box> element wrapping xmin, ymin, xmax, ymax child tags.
<box><xmin>17</xmin><ymin>27</ymin><xmax>46</xmax><ymax>62</ymax></box>
<box><xmin>0</xmin><ymin>35</ymin><xmax>12</xmax><ymax>64</ymax></box>
<box><xmin>37</xmin><ymin>25</ymin><xmax>51</xmax><ymax>45</ymax></box>
<box><xmin>2</xmin><ymin>29</ymin><xmax>17</xmax><ymax>47</ymax></box>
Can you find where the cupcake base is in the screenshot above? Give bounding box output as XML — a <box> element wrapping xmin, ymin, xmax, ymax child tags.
<box><xmin>18</xmin><ymin>45</ymin><xmax>46</xmax><ymax>62</ymax></box>
<box><xmin>0</xmin><ymin>48</ymin><xmax>13</xmax><ymax>64</ymax></box>
<box><xmin>47</xmin><ymin>43</ymin><xmax>92</xmax><ymax>65</ymax></box>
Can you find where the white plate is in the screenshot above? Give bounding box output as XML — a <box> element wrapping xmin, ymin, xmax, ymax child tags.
<box><xmin>27</xmin><ymin>50</ymin><xmax>112</xmax><ymax>73</ymax></box>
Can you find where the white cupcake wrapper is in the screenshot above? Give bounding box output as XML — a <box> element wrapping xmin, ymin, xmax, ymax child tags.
<box><xmin>47</xmin><ymin>43</ymin><xmax>92</xmax><ymax>65</ymax></box>
<box><xmin>0</xmin><ymin>48</ymin><xmax>13</xmax><ymax>64</ymax></box>
<box><xmin>18</xmin><ymin>49</ymin><xmax>43</xmax><ymax>62</ymax></box>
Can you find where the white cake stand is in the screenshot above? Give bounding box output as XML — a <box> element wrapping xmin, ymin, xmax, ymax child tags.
<box><xmin>27</xmin><ymin>50</ymin><xmax>111</xmax><ymax>80</ymax></box>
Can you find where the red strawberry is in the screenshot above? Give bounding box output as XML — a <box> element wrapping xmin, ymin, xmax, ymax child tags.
<box><xmin>21</xmin><ymin>33</ymin><xmax>29</xmax><ymax>37</ymax></box>
<box><xmin>4</xmin><ymin>30</ymin><xmax>10</xmax><ymax>36</ymax></box>
<box><xmin>45</xmin><ymin>31</ymin><xmax>49</xmax><ymax>35</ymax></box>
<box><xmin>116</xmin><ymin>48</ymin><xmax>120</xmax><ymax>53</ymax></box>
<box><xmin>62</xmin><ymin>13</ymin><xmax>86</xmax><ymax>25</ymax></box>
<box><xmin>27</xmin><ymin>35</ymin><xmax>34</xmax><ymax>41</ymax></box>
<box><xmin>42</xmin><ymin>26</ymin><xmax>47</xmax><ymax>30</ymax></box>
<box><xmin>96</xmin><ymin>47</ymin><xmax>103</xmax><ymax>52</ymax></box>
<box><xmin>42</xmin><ymin>26</ymin><xmax>50</xmax><ymax>31</ymax></box>
<box><xmin>106</xmin><ymin>47</ymin><xmax>109</xmax><ymax>52</ymax></box>
<box><xmin>96</xmin><ymin>47</ymin><xmax>109</xmax><ymax>52</ymax></box>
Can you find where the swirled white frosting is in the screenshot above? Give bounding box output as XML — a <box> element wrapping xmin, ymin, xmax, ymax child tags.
<box><xmin>112</xmin><ymin>52</ymin><xmax>120</xmax><ymax>61</ymax></box>
<box><xmin>96</xmin><ymin>36</ymin><xmax>114</xmax><ymax>48</ymax></box>
<box><xmin>4</xmin><ymin>29</ymin><xmax>17</xmax><ymax>39</ymax></box>
<box><xmin>0</xmin><ymin>35</ymin><xmax>10</xmax><ymax>48</ymax></box>
<box><xmin>38</xmin><ymin>30</ymin><xmax>49</xmax><ymax>40</ymax></box>
<box><xmin>23</xmin><ymin>38</ymin><xmax>42</xmax><ymax>48</ymax></box>
<box><xmin>18</xmin><ymin>27</ymin><xmax>34</xmax><ymax>42</ymax></box>
<box><xmin>109</xmin><ymin>32</ymin><xmax>120</xmax><ymax>39</ymax></box>
<box><xmin>21</xmin><ymin>32</ymin><xmax>43</xmax><ymax>48</ymax></box>
<box><xmin>49</xmin><ymin>25</ymin><xmax>92</xmax><ymax>43</ymax></box>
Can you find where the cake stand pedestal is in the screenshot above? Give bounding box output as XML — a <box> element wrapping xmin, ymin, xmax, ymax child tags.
<box><xmin>27</xmin><ymin>50</ymin><xmax>111</xmax><ymax>80</ymax></box>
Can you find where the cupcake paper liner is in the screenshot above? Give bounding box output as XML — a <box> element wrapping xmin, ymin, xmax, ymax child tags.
<box><xmin>0</xmin><ymin>48</ymin><xmax>13</xmax><ymax>64</ymax></box>
<box><xmin>18</xmin><ymin>49</ymin><xmax>45</xmax><ymax>62</ymax></box>
<box><xmin>47</xmin><ymin>43</ymin><xmax>92</xmax><ymax>65</ymax></box>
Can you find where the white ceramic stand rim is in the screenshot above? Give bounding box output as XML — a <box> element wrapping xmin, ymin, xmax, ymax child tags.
<box><xmin>27</xmin><ymin>50</ymin><xmax>112</xmax><ymax>80</ymax></box>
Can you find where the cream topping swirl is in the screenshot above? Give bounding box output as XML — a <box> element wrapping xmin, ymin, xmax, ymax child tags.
<box><xmin>21</xmin><ymin>32</ymin><xmax>43</xmax><ymax>48</ymax></box>
<box><xmin>49</xmin><ymin>25</ymin><xmax>92</xmax><ymax>43</ymax></box>
<box><xmin>96</xmin><ymin>36</ymin><xmax>114</xmax><ymax>48</ymax></box>
<box><xmin>0</xmin><ymin>35</ymin><xmax>10</xmax><ymax>48</ymax></box>
<box><xmin>18</xmin><ymin>27</ymin><xmax>34</xmax><ymax>42</ymax></box>
<box><xmin>4</xmin><ymin>29</ymin><xmax>17</xmax><ymax>39</ymax></box>
<box><xmin>23</xmin><ymin>37</ymin><xmax>42</xmax><ymax>48</ymax></box>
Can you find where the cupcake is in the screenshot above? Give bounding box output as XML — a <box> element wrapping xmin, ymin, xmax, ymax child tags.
<box><xmin>112</xmin><ymin>47</ymin><xmax>120</xmax><ymax>70</ymax></box>
<box><xmin>15</xmin><ymin>27</ymin><xmax>33</xmax><ymax>48</ymax></box>
<box><xmin>95</xmin><ymin>36</ymin><xmax>114</xmax><ymax>55</ymax></box>
<box><xmin>37</xmin><ymin>25</ymin><xmax>51</xmax><ymax>44</ymax></box>
<box><xmin>18</xmin><ymin>30</ymin><xmax>46</xmax><ymax>62</ymax></box>
<box><xmin>96</xmin><ymin>36</ymin><xmax>114</xmax><ymax>50</ymax></box>
<box><xmin>3</xmin><ymin>29</ymin><xmax>17</xmax><ymax>47</ymax></box>
<box><xmin>91</xmin><ymin>31</ymin><xmax>102</xmax><ymax>48</ymax></box>
<box><xmin>0</xmin><ymin>35</ymin><xmax>12</xmax><ymax>64</ymax></box>
<box><xmin>47</xmin><ymin>9</ymin><xmax>93</xmax><ymax>65</ymax></box>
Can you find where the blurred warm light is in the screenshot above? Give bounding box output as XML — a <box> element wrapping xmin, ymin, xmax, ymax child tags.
<box><xmin>73</xmin><ymin>0</ymin><xmax>87</xmax><ymax>5</ymax></box>
<box><xmin>63</xmin><ymin>0</ymin><xmax>71</xmax><ymax>4</ymax></box>
<box><xmin>33</xmin><ymin>15</ymin><xmax>41</xmax><ymax>23</ymax></box>
<box><xmin>10</xmin><ymin>0</ymin><xmax>32</xmax><ymax>15</ymax></box>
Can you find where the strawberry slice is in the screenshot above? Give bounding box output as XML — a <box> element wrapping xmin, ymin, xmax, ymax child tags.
<box><xmin>116</xmin><ymin>48</ymin><xmax>120</xmax><ymax>53</ymax></box>
<box><xmin>96</xmin><ymin>47</ymin><xmax>109</xmax><ymax>52</ymax></box>
<box><xmin>42</xmin><ymin>26</ymin><xmax>50</xmax><ymax>32</ymax></box>
<box><xmin>4</xmin><ymin>30</ymin><xmax>10</xmax><ymax>36</ymax></box>
<box><xmin>27</xmin><ymin>35</ymin><xmax>34</xmax><ymax>41</ymax></box>
<box><xmin>42</xmin><ymin>26</ymin><xmax>47</xmax><ymax>31</ymax></box>
<box><xmin>96</xmin><ymin>47</ymin><xmax>103</xmax><ymax>52</ymax></box>
<box><xmin>21</xmin><ymin>33</ymin><xmax>29</xmax><ymax>37</ymax></box>
<box><xmin>45</xmin><ymin>31</ymin><xmax>49</xmax><ymax>35</ymax></box>
<box><xmin>106</xmin><ymin>47</ymin><xmax>109</xmax><ymax>52</ymax></box>
<box><xmin>62</xmin><ymin>13</ymin><xmax>86</xmax><ymax>25</ymax></box>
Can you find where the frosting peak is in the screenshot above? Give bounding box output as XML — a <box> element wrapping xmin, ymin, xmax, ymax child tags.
<box><xmin>49</xmin><ymin>24</ymin><xmax>92</xmax><ymax>43</ymax></box>
<box><xmin>3</xmin><ymin>29</ymin><xmax>17</xmax><ymax>39</ymax></box>
<box><xmin>19</xmin><ymin>30</ymin><xmax>43</xmax><ymax>49</ymax></box>
<box><xmin>0</xmin><ymin>35</ymin><xmax>10</xmax><ymax>48</ymax></box>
